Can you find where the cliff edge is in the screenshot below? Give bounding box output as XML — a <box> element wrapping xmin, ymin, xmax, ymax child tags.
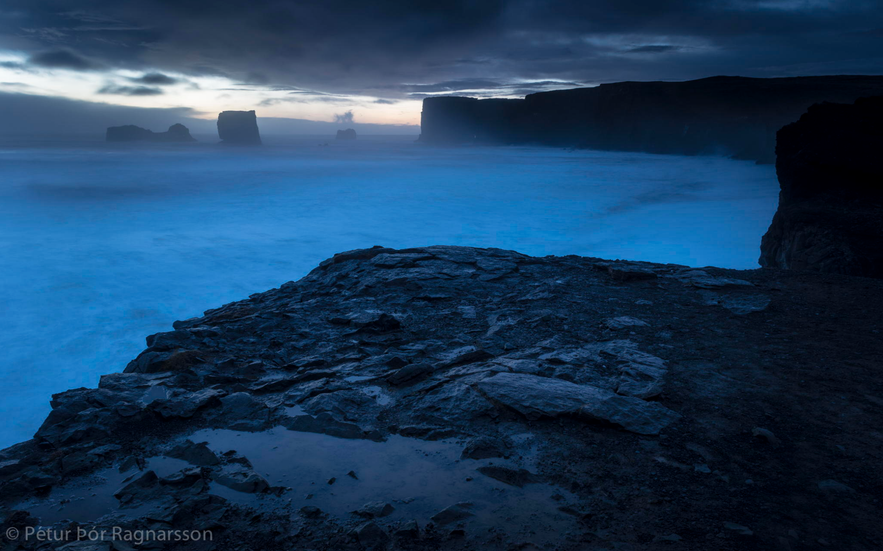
<box><xmin>760</xmin><ymin>96</ymin><xmax>883</xmax><ymax>277</ymax></box>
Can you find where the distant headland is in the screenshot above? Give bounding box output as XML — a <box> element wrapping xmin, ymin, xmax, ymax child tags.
<box><xmin>419</xmin><ymin>75</ymin><xmax>883</xmax><ymax>163</ymax></box>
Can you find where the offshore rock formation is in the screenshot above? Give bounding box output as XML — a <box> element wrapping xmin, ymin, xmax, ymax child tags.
<box><xmin>2</xmin><ymin>246</ymin><xmax>882</xmax><ymax>550</ymax></box>
<box><xmin>760</xmin><ymin>96</ymin><xmax>883</xmax><ymax>277</ymax></box>
<box><xmin>217</xmin><ymin>110</ymin><xmax>262</xmax><ymax>145</ymax></box>
<box><xmin>106</xmin><ymin>123</ymin><xmax>196</xmax><ymax>143</ymax></box>
<box><xmin>336</xmin><ymin>128</ymin><xmax>357</xmax><ymax>140</ymax></box>
<box><xmin>419</xmin><ymin>75</ymin><xmax>883</xmax><ymax>163</ymax></box>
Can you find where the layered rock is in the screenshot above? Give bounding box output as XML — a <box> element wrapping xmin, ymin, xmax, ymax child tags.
<box><xmin>217</xmin><ymin>110</ymin><xmax>262</xmax><ymax>145</ymax></box>
<box><xmin>2</xmin><ymin>246</ymin><xmax>882</xmax><ymax>550</ymax></box>
<box><xmin>419</xmin><ymin>75</ymin><xmax>883</xmax><ymax>163</ymax></box>
<box><xmin>336</xmin><ymin>128</ymin><xmax>357</xmax><ymax>140</ymax></box>
<box><xmin>760</xmin><ymin>96</ymin><xmax>883</xmax><ymax>277</ymax></box>
<box><xmin>106</xmin><ymin>123</ymin><xmax>196</xmax><ymax>143</ymax></box>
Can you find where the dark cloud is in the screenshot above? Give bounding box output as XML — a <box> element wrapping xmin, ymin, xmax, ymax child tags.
<box><xmin>2</xmin><ymin>0</ymin><xmax>882</xmax><ymax>99</ymax></box>
<box><xmin>131</xmin><ymin>72</ymin><xmax>177</xmax><ymax>85</ymax></box>
<box><xmin>28</xmin><ymin>49</ymin><xmax>101</xmax><ymax>71</ymax></box>
<box><xmin>374</xmin><ymin>99</ymin><xmax>397</xmax><ymax>104</ymax></box>
<box><xmin>97</xmin><ymin>84</ymin><xmax>164</xmax><ymax>96</ymax></box>
<box><xmin>624</xmin><ymin>45</ymin><xmax>680</xmax><ymax>54</ymax></box>
<box><xmin>1</xmin><ymin>61</ymin><xmax>26</xmax><ymax>70</ymax></box>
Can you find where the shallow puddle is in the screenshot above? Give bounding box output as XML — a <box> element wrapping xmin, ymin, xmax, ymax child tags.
<box><xmin>18</xmin><ymin>456</ymin><xmax>190</xmax><ymax>525</ymax></box>
<box><xmin>192</xmin><ymin>426</ymin><xmax>578</xmax><ymax>543</ymax></box>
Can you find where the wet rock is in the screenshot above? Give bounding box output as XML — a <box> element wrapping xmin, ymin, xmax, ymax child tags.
<box><xmin>723</xmin><ymin>522</ymin><xmax>754</xmax><ymax>536</ymax></box>
<box><xmin>431</xmin><ymin>502</ymin><xmax>474</xmax><ymax>525</ymax></box>
<box><xmin>476</xmin><ymin>466</ymin><xmax>537</xmax><ymax>487</ymax></box>
<box><xmin>114</xmin><ymin>470</ymin><xmax>160</xmax><ymax>505</ymax></box>
<box><xmin>167</xmin><ymin>440</ymin><xmax>221</xmax><ymax>466</ymax></box>
<box><xmin>477</xmin><ymin>372</ymin><xmax>679</xmax><ymax>435</ymax></box>
<box><xmin>605</xmin><ymin>316</ymin><xmax>649</xmax><ymax>330</ymax></box>
<box><xmin>817</xmin><ymin>479</ymin><xmax>855</xmax><ymax>494</ymax></box>
<box><xmin>212</xmin><ymin>466</ymin><xmax>270</xmax><ymax>493</ymax></box>
<box><xmin>752</xmin><ymin>427</ymin><xmax>782</xmax><ymax>447</ymax></box>
<box><xmin>354</xmin><ymin>521</ymin><xmax>389</xmax><ymax>549</ymax></box>
<box><xmin>151</xmin><ymin>388</ymin><xmax>224</xmax><ymax>419</ymax></box>
<box><xmin>394</xmin><ymin>520</ymin><xmax>420</xmax><ymax>539</ymax></box>
<box><xmin>353</xmin><ymin>501</ymin><xmax>395</xmax><ymax>518</ymax></box>
<box><xmin>460</xmin><ymin>436</ymin><xmax>510</xmax><ymax>460</ymax></box>
<box><xmin>300</xmin><ymin>505</ymin><xmax>324</xmax><ymax>518</ymax></box>
<box><xmin>387</xmin><ymin>363</ymin><xmax>434</xmax><ymax>386</ymax></box>
<box><xmin>61</xmin><ymin>451</ymin><xmax>98</xmax><ymax>476</ymax></box>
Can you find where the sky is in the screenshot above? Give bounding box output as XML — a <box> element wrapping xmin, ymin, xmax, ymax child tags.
<box><xmin>1</xmin><ymin>0</ymin><xmax>882</xmax><ymax>130</ymax></box>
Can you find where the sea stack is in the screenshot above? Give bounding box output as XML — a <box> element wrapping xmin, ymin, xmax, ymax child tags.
<box><xmin>106</xmin><ymin>123</ymin><xmax>196</xmax><ymax>142</ymax></box>
<box><xmin>336</xmin><ymin>128</ymin><xmax>357</xmax><ymax>140</ymax></box>
<box><xmin>217</xmin><ymin>110</ymin><xmax>262</xmax><ymax>145</ymax></box>
<box><xmin>760</xmin><ymin>96</ymin><xmax>883</xmax><ymax>277</ymax></box>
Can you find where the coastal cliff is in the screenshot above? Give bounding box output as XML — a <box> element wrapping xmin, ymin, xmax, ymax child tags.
<box><xmin>3</xmin><ymin>246</ymin><xmax>882</xmax><ymax>550</ymax></box>
<box><xmin>106</xmin><ymin>123</ymin><xmax>196</xmax><ymax>143</ymax></box>
<box><xmin>760</xmin><ymin>96</ymin><xmax>883</xmax><ymax>277</ymax></box>
<box><xmin>217</xmin><ymin>111</ymin><xmax>262</xmax><ymax>145</ymax></box>
<box><xmin>419</xmin><ymin>75</ymin><xmax>883</xmax><ymax>163</ymax></box>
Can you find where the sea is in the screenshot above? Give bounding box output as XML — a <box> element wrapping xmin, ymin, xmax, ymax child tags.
<box><xmin>0</xmin><ymin>134</ymin><xmax>779</xmax><ymax>447</ymax></box>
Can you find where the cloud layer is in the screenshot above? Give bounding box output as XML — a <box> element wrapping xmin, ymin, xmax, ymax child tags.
<box><xmin>1</xmin><ymin>0</ymin><xmax>882</xmax><ymax>101</ymax></box>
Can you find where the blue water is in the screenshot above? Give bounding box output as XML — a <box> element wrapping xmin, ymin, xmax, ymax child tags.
<box><xmin>0</xmin><ymin>135</ymin><xmax>779</xmax><ymax>447</ymax></box>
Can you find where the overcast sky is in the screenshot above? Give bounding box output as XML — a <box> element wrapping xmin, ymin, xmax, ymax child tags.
<box><xmin>1</xmin><ymin>0</ymin><xmax>881</xmax><ymax>127</ymax></box>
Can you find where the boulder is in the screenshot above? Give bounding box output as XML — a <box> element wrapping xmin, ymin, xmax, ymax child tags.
<box><xmin>760</xmin><ymin>96</ymin><xmax>883</xmax><ymax>277</ymax></box>
<box><xmin>217</xmin><ymin>110</ymin><xmax>262</xmax><ymax>145</ymax></box>
<box><xmin>476</xmin><ymin>372</ymin><xmax>679</xmax><ymax>435</ymax></box>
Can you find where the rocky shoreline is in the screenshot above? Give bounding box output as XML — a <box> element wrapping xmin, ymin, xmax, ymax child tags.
<box><xmin>2</xmin><ymin>245</ymin><xmax>882</xmax><ymax>551</ymax></box>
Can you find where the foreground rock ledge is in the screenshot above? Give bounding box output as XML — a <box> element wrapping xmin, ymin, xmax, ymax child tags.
<box><xmin>2</xmin><ymin>246</ymin><xmax>882</xmax><ymax>551</ymax></box>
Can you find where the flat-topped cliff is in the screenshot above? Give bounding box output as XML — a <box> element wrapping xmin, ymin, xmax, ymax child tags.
<box><xmin>419</xmin><ymin>75</ymin><xmax>883</xmax><ymax>163</ymax></box>
<box><xmin>2</xmin><ymin>246</ymin><xmax>882</xmax><ymax>550</ymax></box>
<box><xmin>217</xmin><ymin>111</ymin><xmax>262</xmax><ymax>145</ymax></box>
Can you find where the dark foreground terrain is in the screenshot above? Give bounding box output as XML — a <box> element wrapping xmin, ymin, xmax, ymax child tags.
<box><xmin>2</xmin><ymin>246</ymin><xmax>882</xmax><ymax>551</ymax></box>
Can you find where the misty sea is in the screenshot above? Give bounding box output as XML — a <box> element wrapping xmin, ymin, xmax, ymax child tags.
<box><xmin>0</xmin><ymin>135</ymin><xmax>779</xmax><ymax>447</ymax></box>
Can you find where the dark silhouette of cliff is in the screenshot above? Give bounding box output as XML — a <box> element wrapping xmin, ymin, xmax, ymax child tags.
<box><xmin>419</xmin><ymin>76</ymin><xmax>883</xmax><ymax>163</ymax></box>
<box><xmin>760</xmin><ymin>96</ymin><xmax>883</xmax><ymax>277</ymax></box>
<box><xmin>217</xmin><ymin>110</ymin><xmax>262</xmax><ymax>145</ymax></box>
<box><xmin>336</xmin><ymin>128</ymin><xmax>357</xmax><ymax>140</ymax></box>
<box><xmin>106</xmin><ymin>123</ymin><xmax>196</xmax><ymax>143</ymax></box>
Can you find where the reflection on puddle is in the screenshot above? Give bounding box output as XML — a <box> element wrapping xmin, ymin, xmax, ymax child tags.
<box><xmin>16</xmin><ymin>427</ymin><xmax>578</xmax><ymax>544</ymax></box>
<box><xmin>18</xmin><ymin>456</ymin><xmax>190</xmax><ymax>525</ymax></box>
<box><xmin>193</xmin><ymin>427</ymin><xmax>577</xmax><ymax>542</ymax></box>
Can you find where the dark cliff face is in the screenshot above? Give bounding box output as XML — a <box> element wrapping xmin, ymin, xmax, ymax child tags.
<box><xmin>217</xmin><ymin>110</ymin><xmax>262</xmax><ymax>145</ymax></box>
<box><xmin>419</xmin><ymin>75</ymin><xmax>883</xmax><ymax>163</ymax></box>
<box><xmin>336</xmin><ymin>128</ymin><xmax>357</xmax><ymax>140</ymax></box>
<box><xmin>106</xmin><ymin>123</ymin><xmax>196</xmax><ymax>143</ymax></box>
<box><xmin>760</xmin><ymin>96</ymin><xmax>883</xmax><ymax>277</ymax></box>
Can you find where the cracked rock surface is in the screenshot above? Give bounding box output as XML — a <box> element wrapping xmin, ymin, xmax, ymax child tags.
<box><xmin>2</xmin><ymin>245</ymin><xmax>882</xmax><ymax>550</ymax></box>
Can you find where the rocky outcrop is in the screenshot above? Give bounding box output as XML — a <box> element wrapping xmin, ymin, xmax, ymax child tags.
<box><xmin>760</xmin><ymin>96</ymin><xmax>883</xmax><ymax>277</ymax></box>
<box><xmin>106</xmin><ymin>123</ymin><xmax>196</xmax><ymax>142</ymax></box>
<box><xmin>2</xmin><ymin>246</ymin><xmax>882</xmax><ymax>550</ymax></box>
<box><xmin>419</xmin><ymin>75</ymin><xmax>883</xmax><ymax>163</ymax></box>
<box><xmin>217</xmin><ymin>110</ymin><xmax>262</xmax><ymax>145</ymax></box>
<box><xmin>336</xmin><ymin>128</ymin><xmax>357</xmax><ymax>140</ymax></box>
